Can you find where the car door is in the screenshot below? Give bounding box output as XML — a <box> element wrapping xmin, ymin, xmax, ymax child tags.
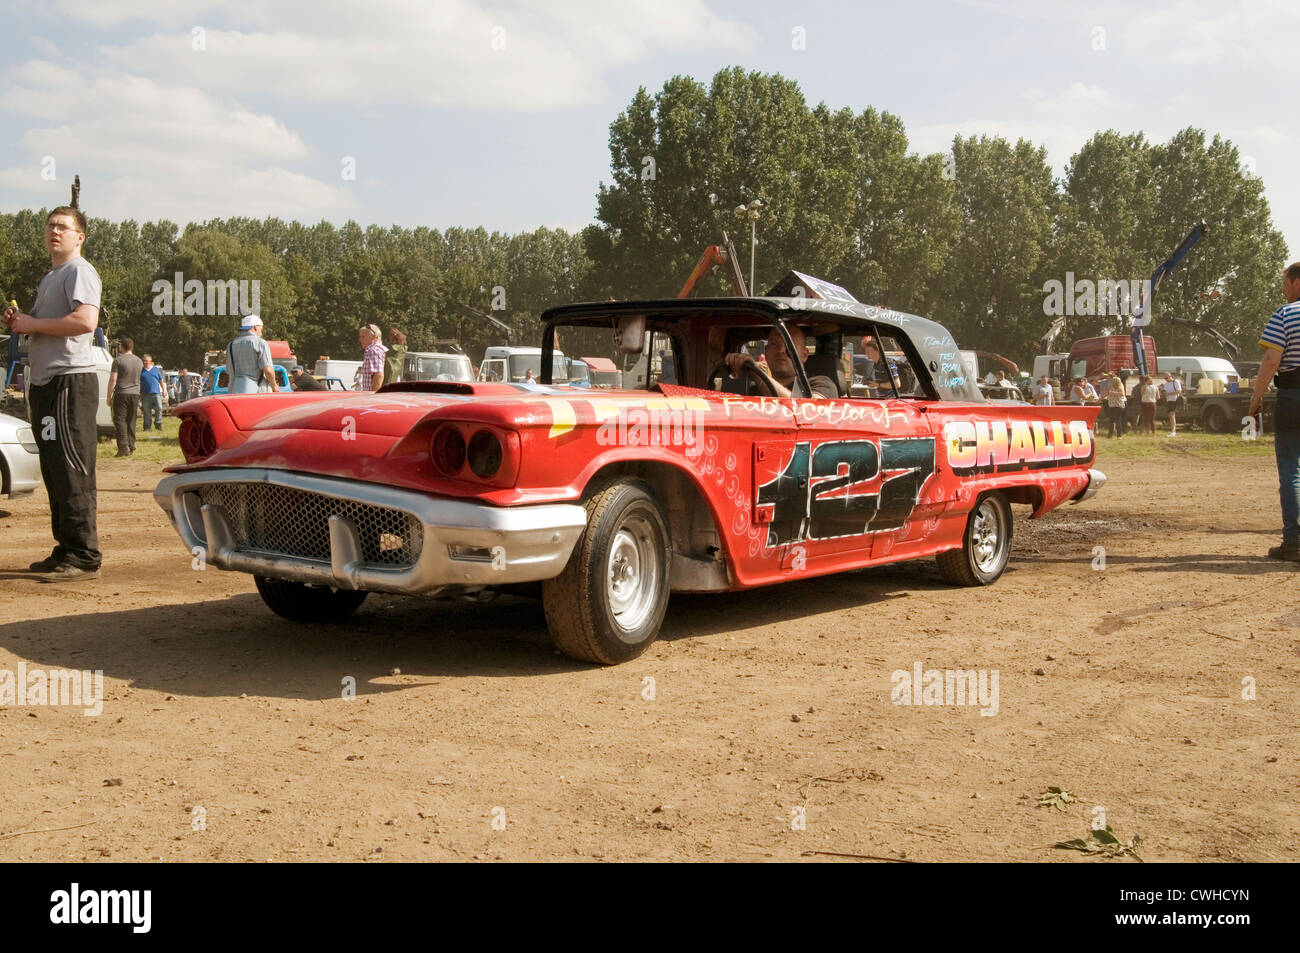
<box><xmin>793</xmin><ymin>327</ymin><xmax>940</xmax><ymax>567</ymax></box>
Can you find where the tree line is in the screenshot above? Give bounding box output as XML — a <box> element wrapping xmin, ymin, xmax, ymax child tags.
<box><xmin>1</xmin><ymin>67</ymin><xmax>1288</xmax><ymax>371</ymax></box>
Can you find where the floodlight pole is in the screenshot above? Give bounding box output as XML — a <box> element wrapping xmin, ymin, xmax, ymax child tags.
<box><xmin>734</xmin><ymin>200</ymin><xmax>764</xmax><ymax>295</ymax></box>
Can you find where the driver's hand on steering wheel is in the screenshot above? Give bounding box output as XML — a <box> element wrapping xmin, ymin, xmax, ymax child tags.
<box><xmin>724</xmin><ymin>352</ymin><xmax>753</xmax><ymax>376</ymax></box>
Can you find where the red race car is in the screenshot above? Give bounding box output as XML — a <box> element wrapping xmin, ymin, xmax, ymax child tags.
<box><xmin>155</xmin><ymin>296</ymin><xmax>1103</xmax><ymax>664</ymax></box>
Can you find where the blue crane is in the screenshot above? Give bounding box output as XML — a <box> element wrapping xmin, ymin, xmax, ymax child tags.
<box><xmin>1130</xmin><ymin>221</ymin><xmax>1207</xmax><ymax>375</ymax></box>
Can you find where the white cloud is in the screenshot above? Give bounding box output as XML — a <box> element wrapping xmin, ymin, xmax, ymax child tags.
<box><xmin>90</xmin><ymin>0</ymin><xmax>758</xmax><ymax>110</ymax></box>
<box><xmin>52</xmin><ymin>0</ymin><xmax>229</xmax><ymax>29</ymax></box>
<box><xmin>1121</xmin><ymin>0</ymin><xmax>1300</xmax><ymax>69</ymax></box>
<box><xmin>0</xmin><ymin>62</ymin><xmax>353</xmax><ymax>223</ymax></box>
<box><xmin>1024</xmin><ymin>83</ymin><xmax>1112</xmax><ymax>115</ymax></box>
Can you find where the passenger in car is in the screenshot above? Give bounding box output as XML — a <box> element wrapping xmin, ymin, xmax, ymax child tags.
<box><xmin>859</xmin><ymin>335</ymin><xmax>901</xmax><ymax>397</ymax></box>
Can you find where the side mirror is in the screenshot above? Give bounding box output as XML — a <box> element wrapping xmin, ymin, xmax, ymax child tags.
<box><xmin>615</xmin><ymin>314</ymin><xmax>646</xmax><ymax>354</ymax></box>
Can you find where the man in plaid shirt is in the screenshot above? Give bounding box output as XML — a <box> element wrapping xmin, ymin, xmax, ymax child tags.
<box><xmin>359</xmin><ymin>324</ymin><xmax>388</xmax><ymax>391</ymax></box>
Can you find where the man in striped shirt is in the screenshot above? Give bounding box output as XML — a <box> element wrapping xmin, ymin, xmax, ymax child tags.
<box><xmin>1250</xmin><ymin>262</ymin><xmax>1300</xmax><ymax>561</ymax></box>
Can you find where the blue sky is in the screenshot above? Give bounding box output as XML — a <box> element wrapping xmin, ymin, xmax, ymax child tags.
<box><xmin>1</xmin><ymin>0</ymin><xmax>1295</xmax><ymax>261</ymax></box>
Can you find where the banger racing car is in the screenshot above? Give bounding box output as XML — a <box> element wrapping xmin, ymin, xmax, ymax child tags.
<box><xmin>155</xmin><ymin>295</ymin><xmax>1104</xmax><ymax>664</ymax></box>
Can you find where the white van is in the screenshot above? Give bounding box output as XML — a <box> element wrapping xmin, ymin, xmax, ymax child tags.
<box><xmin>1157</xmin><ymin>356</ymin><xmax>1239</xmax><ymax>392</ymax></box>
<box><xmin>403</xmin><ymin>351</ymin><xmax>474</xmax><ymax>382</ymax></box>
<box><xmin>313</xmin><ymin>358</ymin><xmax>362</xmax><ymax>389</ymax></box>
<box><xmin>477</xmin><ymin>346</ymin><xmax>568</xmax><ymax>383</ymax></box>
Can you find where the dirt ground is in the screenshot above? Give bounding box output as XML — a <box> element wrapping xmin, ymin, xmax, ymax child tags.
<box><xmin>1</xmin><ymin>440</ymin><xmax>1297</xmax><ymax>862</ymax></box>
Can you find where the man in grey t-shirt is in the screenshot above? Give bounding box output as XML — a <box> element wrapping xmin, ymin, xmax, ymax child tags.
<box><xmin>2</xmin><ymin>204</ymin><xmax>104</xmax><ymax>580</ymax></box>
<box><xmin>107</xmin><ymin>337</ymin><xmax>143</xmax><ymax>456</ymax></box>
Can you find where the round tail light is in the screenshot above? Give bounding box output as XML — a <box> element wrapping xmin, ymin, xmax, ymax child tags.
<box><xmin>178</xmin><ymin>417</ymin><xmax>216</xmax><ymax>461</ymax></box>
<box><xmin>467</xmin><ymin>429</ymin><xmax>503</xmax><ymax>478</ymax></box>
<box><xmin>431</xmin><ymin>425</ymin><xmax>466</xmax><ymax>475</ymax></box>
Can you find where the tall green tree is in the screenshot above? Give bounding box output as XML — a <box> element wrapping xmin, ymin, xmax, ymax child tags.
<box><xmin>944</xmin><ymin>135</ymin><xmax>1060</xmax><ymax>356</ymax></box>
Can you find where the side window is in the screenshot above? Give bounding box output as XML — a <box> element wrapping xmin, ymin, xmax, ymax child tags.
<box><xmin>874</xmin><ymin>332</ymin><xmax>924</xmax><ymax>397</ymax></box>
<box><xmin>650</xmin><ymin>331</ymin><xmax>677</xmax><ymax>386</ymax></box>
<box><xmin>851</xmin><ymin>330</ymin><xmax>926</xmax><ymax>399</ymax></box>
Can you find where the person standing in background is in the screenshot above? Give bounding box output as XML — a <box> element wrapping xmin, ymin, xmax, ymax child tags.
<box><xmin>1032</xmin><ymin>375</ymin><xmax>1054</xmax><ymax>405</ymax></box>
<box><xmin>139</xmin><ymin>353</ymin><xmax>164</xmax><ymax>432</ymax></box>
<box><xmin>107</xmin><ymin>337</ymin><xmax>142</xmax><ymax>456</ymax></box>
<box><xmin>358</xmin><ymin>324</ymin><xmax>388</xmax><ymax>391</ymax></box>
<box><xmin>386</xmin><ymin>328</ymin><xmax>407</xmax><ymax>385</ymax></box>
<box><xmin>1162</xmin><ymin>371</ymin><xmax>1183</xmax><ymax>436</ymax></box>
<box><xmin>1</xmin><ymin>197</ymin><xmax>103</xmax><ymax>581</ymax></box>
<box><xmin>1104</xmin><ymin>373</ymin><xmax>1126</xmax><ymax>437</ymax></box>
<box><xmin>1140</xmin><ymin>375</ymin><xmax>1159</xmax><ymax>434</ymax></box>
<box><xmin>1250</xmin><ymin>262</ymin><xmax>1300</xmax><ymax>561</ymax></box>
<box><xmin>225</xmin><ymin>315</ymin><xmax>279</xmax><ymax>393</ymax></box>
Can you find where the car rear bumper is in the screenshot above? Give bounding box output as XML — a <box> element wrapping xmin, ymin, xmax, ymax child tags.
<box><xmin>154</xmin><ymin>468</ymin><xmax>587</xmax><ymax>594</ymax></box>
<box><xmin>1071</xmin><ymin>468</ymin><xmax>1106</xmax><ymax>503</ymax></box>
<box><xmin>2</xmin><ymin>439</ymin><xmax>42</xmax><ymax>497</ymax></box>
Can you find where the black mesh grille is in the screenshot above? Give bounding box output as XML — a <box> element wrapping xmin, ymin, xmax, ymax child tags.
<box><xmin>195</xmin><ymin>483</ymin><xmax>423</xmax><ymax>566</ymax></box>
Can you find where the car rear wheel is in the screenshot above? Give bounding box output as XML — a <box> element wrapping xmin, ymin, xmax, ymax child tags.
<box><xmin>936</xmin><ymin>491</ymin><xmax>1012</xmax><ymax>586</ymax></box>
<box><xmin>254</xmin><ymin>575</ymin><xmax>368</xmax><ymax>623</ymax></box>
<box><xmin>543</xmin><ymin>479</ymin><xmax>672</xmax><ymax>665</ymax></box>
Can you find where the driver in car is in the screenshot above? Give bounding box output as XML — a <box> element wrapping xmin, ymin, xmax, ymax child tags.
<box><xmin>723</xmin><ymin>324</ymin><xmax>838</xmax><ymax>399</ymax></box>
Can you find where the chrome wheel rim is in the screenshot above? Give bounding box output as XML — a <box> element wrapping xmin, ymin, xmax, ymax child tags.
<box><xmin>971</xmin><ymin>500</ymin><xmax>1003</xmax><ymax>573</ymax></box>
<box><xmin>606</xmin><ymin>512</ymin><xmax>659</xmax><ymax>637</ymax></box>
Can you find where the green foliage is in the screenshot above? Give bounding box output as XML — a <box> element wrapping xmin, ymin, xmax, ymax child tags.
<box><xmin>1055</xmin><ymin>827</ymin><xmax>1143</xmax><ymax>860</ymax></box>
<box><xmin>1059</xmin><ymin>128</ymin><xmax>1287</xmax><ymax>357</ymax></box>
<box><xmin>1037</xmin><ymin>787</ymin><xmax>1076</xmax><ymax>811</ymax></box>
<box><xmin>943</xmin><ymin>135</ymin><xmax>1060</xmax><ymax>356</ymax></box>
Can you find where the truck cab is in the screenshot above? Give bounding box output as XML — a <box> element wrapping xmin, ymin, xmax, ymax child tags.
<box><xmin>403</xmin><ymin>351</ymin><xmax>474</xmax><ymax>383</ymax></box>
<box><xmin>1157</xmin><ymin>356</ymin><xmax>1239</xmax><ymax>394</ymax></box>
<box><xmin>478</xmin><ymin>346</ymin><xmax>569</xmax><ymax>384</ymax></box>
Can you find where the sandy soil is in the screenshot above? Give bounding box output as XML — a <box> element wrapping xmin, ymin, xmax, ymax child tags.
<box><xmin>1</xmin><ymin>442</ymin><xmax>1297</xmax><ymax>862</ymax></box>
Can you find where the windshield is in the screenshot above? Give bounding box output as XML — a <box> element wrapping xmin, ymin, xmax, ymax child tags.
<box><xmin>411</xmin><ymin>356</ymin><xmax>471</xmax><ymax>381</ymax></box>
<box><xmin>506</xmin><ymin>354</ymin><xmax>567</xmax><ymax>382</ymax></box>
<box><xmin>546</xmin><ymin>323</ymin><xmax>673</xmax><ymax>391</ymax></box>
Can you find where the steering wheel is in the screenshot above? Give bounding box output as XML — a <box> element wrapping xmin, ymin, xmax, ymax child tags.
<box><xmin>708</xmin><ymin>359</ymin><xmax>780</xmax><ymax>397</ymax></box>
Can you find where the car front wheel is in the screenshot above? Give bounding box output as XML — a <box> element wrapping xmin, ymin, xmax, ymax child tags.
<box><xmin>936</xmin><ymin>491</ymin><xmax>1012</xmax><ymax>586</ymax></box>
<box><xmin>543</xmin><ymin>479</ymin><xmax>672</xmax><ymax>664</ymax></box>
<box><xmin>254</xmin><ymin>576</ymin><xmax>369</xmax><ymax>623</ymax></box>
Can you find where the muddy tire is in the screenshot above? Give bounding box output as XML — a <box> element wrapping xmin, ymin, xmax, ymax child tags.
<box><xmin>936</xmin><ymin>491</ymin><xmax>1013</xmax><ymax>586</ymax></box>
<box><xmin>254</xmin><ymin>576</ymin><xmax>368</xmax><ymax>623</ymax></box>
<box><xmin>542</xmin><ymin>480</ymin><xmax>672</xmax><ymax>665</ymax></box>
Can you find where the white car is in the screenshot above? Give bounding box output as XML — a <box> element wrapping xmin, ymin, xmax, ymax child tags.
<box><xmin>20</xmin><ymin>345</ymin><xmax>114</xmax><ymax>436</ymax></box>
<box><xmin>0</xmin><ymin>412</ymin><xmax>41</xmax><ymax>498</ymax></box>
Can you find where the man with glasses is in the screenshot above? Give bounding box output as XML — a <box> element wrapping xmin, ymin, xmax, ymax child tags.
<box><xmin>2</xmin><ymin>205</ymin><xmax>103</xmax><ymax>581</ymax></box>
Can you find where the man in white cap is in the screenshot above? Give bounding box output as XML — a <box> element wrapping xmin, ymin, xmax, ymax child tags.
<box><xmin>225</xmin><ymin>314</ymin><xmax>279</xmax><ymax>394</ymax></box>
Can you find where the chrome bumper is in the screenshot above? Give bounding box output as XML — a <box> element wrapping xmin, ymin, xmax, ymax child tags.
<box><xmin>154</xmin><ymin>468</ymin><xmax>588</xmax><ymax>594</ymax></box>
<box><xmin>1072</xmin><ymin>468</ymin><xmax>1106</xmax><ymax>503</ymax></box>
